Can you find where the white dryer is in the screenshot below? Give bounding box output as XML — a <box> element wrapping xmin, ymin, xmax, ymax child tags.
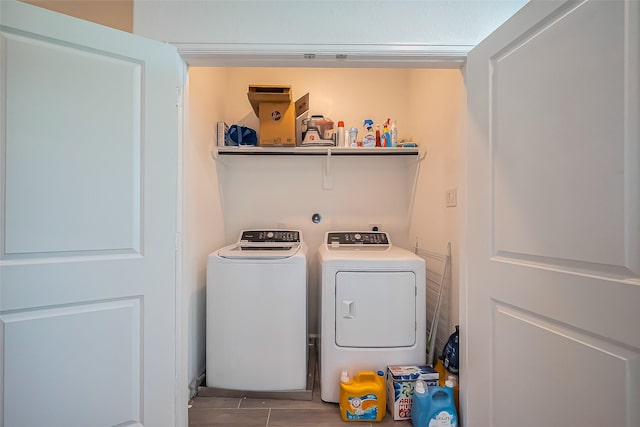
<box><xmin>318</xmin><ymin>231</ymin><xmax>426</xmax><ymax>402</ymax></box>
<box><xmin>206</xmin><ymin>230</ymin><xmax>307</xmax><ymax>391</ymax></box>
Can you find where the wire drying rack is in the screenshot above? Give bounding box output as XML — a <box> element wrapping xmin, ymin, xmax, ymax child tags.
<box><xmin>414</xmin><ymin>241</ymin><xmax>452</xmax><ymax>366</ymax></box>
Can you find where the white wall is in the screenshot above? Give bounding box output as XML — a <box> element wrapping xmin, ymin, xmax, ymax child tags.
<box><xmin>134</xmin><ymin>0</ymin><xmax>527</xmax><ymax>51</ymax></box>
<box><xmin>183</xmin><ymin>67</ymin><xmax>227</xmax><ymax>392</ymax></box>
<box><xmin>406</xmin><ymin>69</ymin><xmax>466</xmax><ymax>350</ymax></box>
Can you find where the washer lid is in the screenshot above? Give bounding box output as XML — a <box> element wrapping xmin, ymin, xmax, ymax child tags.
<box><xmin>218</xmin><ymin>242</ymin><xmax>301</xmax><ymax>259</ymax></box>
<box><xmin>218</xmin><ymin>229</ymin><xmax>302</xmax><ymax>259</ymax></box>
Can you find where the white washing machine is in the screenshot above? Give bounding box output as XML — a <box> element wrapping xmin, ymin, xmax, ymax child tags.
<box><xmin>206</xmin><ymin>230</ymin><xmax>307</xmax><ymax>391</ymax></box>
<box><xmin>318</xmin><ymin>231</ymin><xmax>426</xmax><ymax>402</ymax></box>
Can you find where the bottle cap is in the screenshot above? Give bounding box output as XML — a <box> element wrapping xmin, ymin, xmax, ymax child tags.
<box><xmin>414</xmin><ymin>380</ymin><xmax>427</xmax><ymax>394</ymax></box>
<box><xmin>445</xmin><ymin>380</ymin><xmax>455</xmax><ymax>388</ymax></box>
<box><xmin>338</xmin><ymin>121</ymin><xmax>344</xmax><ymax>127</ymax></box>
<box><xmin>447</xmin><ymin>374</ymin><xmax>458</xmax><ymax>386</ymax></box>
<box><xmin>340</xmin><ymin>370</ymin><xmax>350</xmax><ymax>383</ymax></box>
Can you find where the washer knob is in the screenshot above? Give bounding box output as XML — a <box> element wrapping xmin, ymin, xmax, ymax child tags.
<box><xmin>267</xmin><ymin>232</ymin><xmax>274</xmax><ymax>239</ymax></box>
<box><xmin>354</xmin><ymin>233</ymin><xmax>362</xmax><ymax>240</ymax></box>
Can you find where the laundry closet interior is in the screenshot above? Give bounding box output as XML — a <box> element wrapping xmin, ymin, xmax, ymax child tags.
<box><xmin>186</xmin><ymin>62</ymin><xmax>463</xmax><ymax>376</ymax></box>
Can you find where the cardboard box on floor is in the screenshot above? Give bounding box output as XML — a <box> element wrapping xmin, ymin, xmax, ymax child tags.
<box><xmin>386</xmin><ymin>365</ymin><xmax>440</xmax><ymax>421</ymax></box>
<box><xmin>247</xmin><ymin>85</ymin><xmax>309</xmax><ymax>146</ymax></box>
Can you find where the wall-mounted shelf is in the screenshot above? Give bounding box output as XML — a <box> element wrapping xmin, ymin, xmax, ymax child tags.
<box><xmin>214</xmin><ymin>146</ymin><xmax>420</xmax><ymax>157</ymax></box>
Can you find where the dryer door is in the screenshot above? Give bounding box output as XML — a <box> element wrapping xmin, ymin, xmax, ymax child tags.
<box><xmin>335</xmin><ymin>271</ymin><xmax>416</xmax><ymax>347</ymax></box>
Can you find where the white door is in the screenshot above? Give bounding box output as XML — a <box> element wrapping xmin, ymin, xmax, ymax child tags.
<box><xmin>465</xmin><ymin>1</ymin><xmax>639</xmax><ymax>426</ymax></box>
<box><xmin>0</xmin><ymin>2</ymin><xmax>181</xmax><ymax>426</ymax></box>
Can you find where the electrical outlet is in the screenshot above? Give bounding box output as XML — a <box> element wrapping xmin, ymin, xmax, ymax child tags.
<box><xmin>446</xmin><ymin>188</ymin><xmax>457</xmax><ymax>207</ymax></box>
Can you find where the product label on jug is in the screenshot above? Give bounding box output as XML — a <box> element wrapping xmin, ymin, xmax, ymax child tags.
<box><xmin>345</xmin><ymin>394</ymin><xmax>379</xmax><ymax>420</ymax></box>
<box><xmin>429</xmin><ymin>410</ymin><xmax>457</xmax><ymax>427</ymax></box>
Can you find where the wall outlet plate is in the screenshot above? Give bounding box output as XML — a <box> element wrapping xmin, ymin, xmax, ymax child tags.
<box><xmin>446</xmin><ymin>188</ymin><xmax>457</xmax><ymax>207</ymax></box>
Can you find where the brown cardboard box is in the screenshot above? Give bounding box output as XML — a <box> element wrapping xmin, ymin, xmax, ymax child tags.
<box><xmin>248</xmin><ymin>85</ymin><xmax>296</xmax><ymax>146</ymax></box>
<box><xmin>386</xmin><ymin>365</ymin><xmax>440</xmax><ymax>420</ymax></box>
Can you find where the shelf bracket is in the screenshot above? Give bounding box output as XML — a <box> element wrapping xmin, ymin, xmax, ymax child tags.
<box><xmin>323</xmin><ymin>148</ymin><xmax>333</xmax><ymax>189</ymax></box>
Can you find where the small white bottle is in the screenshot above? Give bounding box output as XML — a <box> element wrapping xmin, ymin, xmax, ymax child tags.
<box><xmin>349</xmin><ymin>127</ymin><xmax>358</xmax><ymax>147</ymax></box>
<box><xmin>337</xmin><ymin>121</ymin><xmax>345</xmax><ymax>147</ymax></box>
<box><xmin>390</xmin><ymin>120</ymin><xmax>398</xmax><ymax>147</ymax></box>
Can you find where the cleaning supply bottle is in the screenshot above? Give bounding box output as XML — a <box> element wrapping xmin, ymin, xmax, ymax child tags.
<box><xmin>446</xmin><ymin>374</ymin><xmax>460</xmax><ymax>417</ymax></box>
<box><xmin>349</xmin><ymin>127</ymin><xmax>359</xmax><ymax>147</ymax></box>
<box><xmin>381</xmin><ymin>122</ymin><xmax>391</xmax><ymax>147</ymax></box>
<box><xmin>339</xmin><ymin>370</ymin><xmax>386</xmax><ymax>422</ymax></box>
<box><xmin>390</xmin><ymin>120</ymin><xmax>398</xmax><ymax>147</ymax></box>
<box><xmin>337</xmin><ymin>121</ymin><xmax>345</xmax><ymax>147</ymax></box>
<box><xmin>375</xmin><ymin>124</ymin><xmax>381</xmax><ymax>147</ymax></box>
<box><xmin>442</xmin><ymin>325</ymin><xmax>459</xmax><ymax>374</ymax></box>
<box><xmin>362</xmin><ymin>119</ymin><xmax>376</xmax><ymax>147</ymax></box>
<box><xmin>411</xmin><ymin>381</ymin><xmax>458</xmax><ymax>427</ymax></box>
<box><xmin>410</xmin><ymin>380</ymin><xmax>429</xmax><ymax>424</ymax></box>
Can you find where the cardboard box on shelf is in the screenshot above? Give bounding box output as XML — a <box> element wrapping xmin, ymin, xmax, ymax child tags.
<box><xmin>294</xmin><ymin>92</ymin><xmax>309</xmax><ymax>145</ymax></box>
<box><xmin>247</xmin><ymin>85</ymin><xmax>309</xmax><ymax>146</ymax></box>
<box><xmin>386</xmin><ymin>365</ymin><xmax>440</xmax><ymax>421</ymax></box>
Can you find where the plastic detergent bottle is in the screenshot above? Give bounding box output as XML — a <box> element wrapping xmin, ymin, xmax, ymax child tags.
<box><xmin>349</xmin><ymin>127</ymin><xmax>359</xmax><ymax>147</ymax></box>
<box><xmin>411</xmin><ymin>380</ymin><xmax>430</xmax><ymax>425</ymax></box>
<box><xmin>362</xmin><ymin>119</ymin><xmax>376</xmax><ymax>147</ymax></box>
<box><xmin>411</xmin><ymin>380</ymin><xmax>458</xmax><ymax>427</ymax></box>
<box><xmin>446</xmin><ymin>375</ymin><xmax>460</xmax><ymax>418</ymax></box>
<box><xmin>390</xmin><ymin>120</ymin><xmax>398</xmax><ymax>147</ymax></box>
<box><xmin>339</xmin><ymin>370</ymin><xmax>386</xmax><ymax>422</ymax></box>
<box><xmin>381</xmin><ymin>122</ymin><xmax>391</xmax><ymax>147</ymax></box>
<box><xmin>337</xmin><ymin>121</ymin><xmax>345</xmax><ymax>147</ymax></box>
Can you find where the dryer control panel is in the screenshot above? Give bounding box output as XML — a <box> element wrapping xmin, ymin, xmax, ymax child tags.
<box><xmin>240</xmin><ymin>230</ymin><xmax>301</xmax><ymax>243</ymax></box>
<box><xmin>326</xmin><ymin>231</ymin><xmax>390</xmax><ymax>247</ymax></box>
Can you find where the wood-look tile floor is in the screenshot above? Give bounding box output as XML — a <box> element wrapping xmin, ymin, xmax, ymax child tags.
<box><xmin>188</xmin><ymin>368</ymin><xmax>409</xmax><ymax>426</ymax></box>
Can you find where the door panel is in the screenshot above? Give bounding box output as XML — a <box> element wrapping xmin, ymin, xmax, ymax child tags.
<box><xmin>0</xmin><ymin>2</ymin><xmax>179</xmax><ymax>426</ymax></box>
<box><xmin>335</xmin><ymin>271</ymin><xmax>416</xmax><ymax>347</ymax></box>
<box><xmin>465</xmin><ymin>1</ymin><xmax>640</xmax><ymax>426</ymax></box>
<box><xmin>2</xmin><ymin>299</ymin><xmax>141</xmax><ymax>426</ymax></box>
<box><xmin>4</xmin><ymin>32</ymin><xmax>142</xmax><ymax>256</ymax></box>
<box><xmin>491</xmin><ymin>0</ymin><xmax>634</xmax><ymax>273</ymax></box>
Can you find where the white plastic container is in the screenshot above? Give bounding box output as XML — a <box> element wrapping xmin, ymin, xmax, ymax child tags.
<box><xmin>337</xmin><ymin>121</ymin><xmax>345</xmax><ymax>147</ymax></box>
<box><xmin>390</xmin><ymin>121</ymin><xmax>398</xmax><ymax>147</ymax></box>
<box><xmin>349</xmin><ymin>127</ymin><xmax>358</xmax><ymax>147</ymax></box>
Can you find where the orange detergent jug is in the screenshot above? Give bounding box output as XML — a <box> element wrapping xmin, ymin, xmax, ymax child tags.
<box><xmin>435</xmin><ymin>358</ymin><xmax>459</xmax><ymax>415</ymax></box>
<box><xmin>339</xmin><ymin>370</ymin><xmax>386</xmax><ymax>422</ymax></box>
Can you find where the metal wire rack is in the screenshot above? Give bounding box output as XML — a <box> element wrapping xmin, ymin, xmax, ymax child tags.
<box><xmin>414</xmin><ymin>241</ymin><xmax>452</xmax><ymax>366</ymax></box>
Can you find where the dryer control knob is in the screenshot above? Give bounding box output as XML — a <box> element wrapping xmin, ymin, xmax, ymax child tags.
<box><xmin>354</xmin><ymin>233</ymin><xmax>362</xmax><ymax>240</ymax></box>
<box><xmin>267</xmin><ymin>232</ymin><xmax>274</xmax><ymax>239</ymax></box>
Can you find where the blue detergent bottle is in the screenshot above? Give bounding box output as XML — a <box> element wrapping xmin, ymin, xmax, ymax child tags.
<box><xmin>411</xmin><ymin>380</ymin><xmax>458</xmax><ymax>427</ymax></box>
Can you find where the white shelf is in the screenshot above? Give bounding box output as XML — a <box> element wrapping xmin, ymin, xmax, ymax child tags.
<box><xmin>215</xmin><ymin>146</ymin><xmax>420</xmax><ymax>156</ymax></box>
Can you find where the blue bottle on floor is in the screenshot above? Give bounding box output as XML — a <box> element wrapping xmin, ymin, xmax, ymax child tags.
<box><xmin>411</xmin><ymin>380</ymin><xmax>458</xmax><ymax>427</ymax></box>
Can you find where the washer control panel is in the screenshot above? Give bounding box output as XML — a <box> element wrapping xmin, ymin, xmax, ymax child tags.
<box><xmin>240</xmin><ymin>230</ymin><xmax>300</xmax><ymax>243</ymax></box>
<box><xmin>327</xmin><ymin>231</ymin><xmax>390</xmax><ymax>246</ymax></box>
